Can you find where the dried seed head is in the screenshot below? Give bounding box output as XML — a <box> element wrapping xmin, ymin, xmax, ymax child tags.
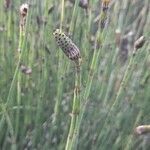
<box><xmin>134</xmin><ymin>36</ymin><xmax>145</xmax><ymax>50</ymax></box>
<box><xmin>102</xmin><ymin>0</ymin><xmax>111</xmax><ymax>11</ymax></box>
<box><xmin>20</xmin><ymin>65</ymin><xmax>32</xmax><ymax>75</ymax></box>
<box><xmin>135</xmin><ymin>125</ymin><xmax>150</xmax><ymax>135</ymax></box>
<box><xmin>100</xmin><ymin>0</ymin><xmax>111</xmax><ymax>29</ymax></box>
<box><xmin>4</xmin><ymin>0</ymin><xmax>11</xmax><ymax>9</ymax></box>
<box><xmin>115</xmin><ymin>29</ymin><xmax>121</xmax><ymax>47</ymax></box>
<box><xmin>20</xmin><ymin>3</ymin><xmax>28</xmax><ymax>17</ymax></box>
<box><xmin>53</xmin><ymin>29</ymin><xmax>80</xmax><ymax>61</ymax></box>
<box><xmin>19</xmin><ymin>3</ymin><xmax>29</xmax><ymax>32</ymax></box>
<box><xmin>69</xmin><ymin>0</ymin><xmax>89</xmax><ymax>9</ymax></box>
<box><xmin>79</xmin><ymin>0</ymin><xmax>89</xmax><ymax>9</ymax></box>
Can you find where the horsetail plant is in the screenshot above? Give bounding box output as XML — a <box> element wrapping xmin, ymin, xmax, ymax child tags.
<box><xmin>113</xmin><ymin>35</ymin><xmax>146</xmax><ymax>108</ymax></box>
<box><xmin>0</xmin><ymin>0</ymin><xmax>149</xmax><ymax>149</ymax></box>
<box><xmin>134</xmin><ymin>36</ymin><xmax>145</xmax><ymax>51</ymax></box>
<box><xmin>100</xmin><ymin>0</ymin><xmax>110</xmax><ymax>29</ymax></box>
<box><xmin>51</xmin><ymin>0</ymin><xmax>65</xmax><ymax>130</ymax></box>
<box><xmin>16</xmin><ymin>3</ymin><xmax>29</xmax><ymax>137</ymax></box>
<box><xmin>67</xmin><ymin>0</ymin><xmax>112</xmax><ymax>149</ymax></box>
<box><xmin>53</xmin><ymin>29</ymin><xmax>81</xmax><ymax>150</ymax></box>
<box><xmin>19</xmin><ymin>3</ymin><xmax>28</xmax><ymax>36</ymax></box>
<box><xmin>3</xmin><ymin>4</ymin><xmax>29</xmax><ymax>146</ymax></box>
<box><xmin>53</xmin><ymin>29</ymin><xmax>80</xmax><ymax>62</ymax></box>
<box><xmin>94</xmin><ymin>0</ymin><xmax>111</xmax><ymax>30</ymax></box>
<box><xmin>97</xmin><ymin>35</ymin><xmax>146</xmax><ymax>142</ymax></box>
<box><xmin>135</xmin><ymin>125</ymin><xmax>150</xmax><ymax>135</ymax></box>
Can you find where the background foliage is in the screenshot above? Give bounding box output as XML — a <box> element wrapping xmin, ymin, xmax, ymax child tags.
<box><xmin>0</xmin><ymin>0</ymin><xmax>150</xmax><ymax>149</ymax></box>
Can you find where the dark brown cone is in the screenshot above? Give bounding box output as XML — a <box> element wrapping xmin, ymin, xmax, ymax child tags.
<box><xmin>53</xmin><ymin>29</ymin><xmax>80</xmax><ymax>61</ymax></box>
<box><xmin>134</xmin><ymin>36</ymin><xmax>145</xmax><ymax>50</ymax></box>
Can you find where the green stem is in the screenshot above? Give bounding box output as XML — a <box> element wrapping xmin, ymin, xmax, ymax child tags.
<box><xmin>1</xmin><ymin>104</ymin><xmax>17</xmax><ymax>150</ymax></box>
<box><xmin>69</xmin><ymin>29</ymin><xmax>106</xmax><ymax>149</ymax></box>
<box><xmin>124</xmin><ymin>110</ymin><xmax>143</xmax><ymax>150</ymax></box>
<box><xmin>52</xmin><ymin>0</ymin><xmax>65</xmax><ymax>125</ymax></box>
<box><xmin>15</xmin><ymin>22</ymin><xmax>24</xmax><ymax>138</ymax></box>
<box><xmin>69</xmin><ymin>0</ymin><xmax>80</xmax><ymax>34</ymax></box>
<box><xmin>60</xmin><ymin>0</ymin><xmax>65</xmax><ymax>30</ymax></box>
<box><xmin>96</xmin><ymin>51</ymin><xmax>137</xmax><ymax>144</ymax></box>
<box><xmin>111</xmin><ymin>53</ymin><xmax>135</xmax><ymax>109</ymax></box>
<box><xmin>65</xmin><ymin>61</ymin><xmax>81</xmax><ymax>150</ymax></box>
<box><xmin>103</xmin><ymin>47</ymin><xmax>120</xmax><ymax>105</ymax></box>
<box><xmin>52</xmin><ymin>52</ymin><xmax>63</xmax><ymax>124</ymax></box>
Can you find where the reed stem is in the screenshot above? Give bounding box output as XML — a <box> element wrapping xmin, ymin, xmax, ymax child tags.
<box><xmin>65</xmin><ymin>60</ymin><xmax>81</xmax><ymax>150</ymax></box>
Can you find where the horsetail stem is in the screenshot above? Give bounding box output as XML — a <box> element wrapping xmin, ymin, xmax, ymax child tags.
<box><xmin>64</xmin><ymin>0</ymin><xmax>112</xmax><ymax>149</ymax></box>
<box><xmin>96</xmin><ymin>36</ymin><xmax>146</xmax><ymax>143</ymax></box>
<box><xmin>53</xmin><ymin>29</ymin><xmax>81</xmax><ymax>150</ymax></box>
<box><xmin>15</xmin><ymin>3</ymin><xmax>29</xmax><ymax>138</ymax></box>
<box><xmin>51</xmin><ymin>0</ymin><xmax>65</xmax><ymax>127</ymax></box>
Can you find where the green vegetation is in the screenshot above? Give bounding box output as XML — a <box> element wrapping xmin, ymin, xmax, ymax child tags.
<box><xmin>0</xmin><ymin>0</ymin><xmax>149</xmax><ymax>149</ymax></box>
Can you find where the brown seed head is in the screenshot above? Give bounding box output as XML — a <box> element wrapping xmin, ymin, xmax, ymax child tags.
<box><xmin>102</xmin><ymin>0</ymin><xmax>111</xmax><ymax>10</ymax></box>
<box><xmin>69</xmin><ymin>0</ymin><xmax>89</xmax><ymax>9</ymax></box>
<box><xmin>4</xmin><ymin>0</ymin><xmax>11</xmax><ymax>9</ymax></box>
<box><xmin>79</xmin><ymin>0</ymin><xmax>89</xmax><ymax>9</ymax></box>
<box><xmin>135</xmin><ymin>125</ymin><xmax>150</xmax><ymax>135</ymax></box>
<box><xmin>53</xmin><ymin>29</ymin><xmax>80</xmax><ymax>61</ymax></box>
<box><xmin>20</xmin><ymin>65</ymin><xmax>32</xmax><ymax>75</ymax></box>
<box><xmin>134</xmin><ymin>36</ymin><xmax>145</xmax><ymax>50</ymax></box>
<box><xmin>20</xmin><ymin>3</ymin><xmax>29</xmax><ymax>17</ymax></box>
<box><xmin>115</xmin><ymin>29</ymin><xmax>121</xmax><ymax>47</ymax></box>
<box><xmin>100</xmin><ymin>0</ymin><xmax>111</xmax><ymax>29</ymax></box>
<box><xmin>19</xmin><ymin>3</ymin><xmax>29</xmax><ymax>32</ymax></box>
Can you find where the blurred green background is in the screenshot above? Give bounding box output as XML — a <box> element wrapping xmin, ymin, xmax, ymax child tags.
<box><xmin>0</xmin><ymin>0</ymin><xmax>150</xmax><ymax>149</ymax></box>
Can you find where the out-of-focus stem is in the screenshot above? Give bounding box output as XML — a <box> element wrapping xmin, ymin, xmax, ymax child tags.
<box><xmin>52</xmin><ymin>0</ymin><xmax>65</xmax><ymax>125</ymax></box>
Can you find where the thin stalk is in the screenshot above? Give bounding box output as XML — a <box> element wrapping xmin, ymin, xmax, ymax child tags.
<box><xmin>15</xmin><ymin>20</ymin><xmax>24</xmax><ymax>137</ymax></box>
<box><xmin>65</xmin><ymin>60</ymin><xmax>81</xmax><ymax>150</ymax></box>
<box><xmin>33</xmin><ymin>1</ymin><xmax>50</xmax><ymax>144</ymax></box>
<box><xmin>7</xmin><ymin>7</ymin><xmax>12</xmax><ymax>39</ymax></box>
<box><xmin>52</xmin><ymin>56</ymin><xmax>63</xmax><ymax>124</ymax></box>
<box><xmin>96</xmin><ymin>50</ymin><xmax>138</xmax><ymax>144</ymax></box>
<box><xmin>60</xmin><ymin>0</ymin><xmax>65</xmax><ymax>30</ymax></box>
<box><xmin>110</xmin><ymin>52</ymin><xmax>135</xmax><ymax>110</ymax></box>
<box><xmin>68</xmin><ymin>30</ymin><xmax>107</xmax><ymax>150</ymax></box>
<box><xmin>103</xmin><ymin>47</ymin><xmax>120</xmax><ymax>105</ymax></box>
<box><xmin>52</xmin><ymin>0</ymin><xmax>65</xmax><ymax>125</ymax></box>
<box><xmin>15</xmin><ymin>3</ymin><xmax>29</xmax><ymax>139</ymax></box>
<box><xmin>1</xmin><ymin>104</ymin><xmax>17</xmax><ymax>150</ymax></box>
<box><xmin>69</xmin><ymin>0</ymin><xmax>80</xmax><ymax>34</ymax></box>
<box><xmin>6</xmin><ymin>4</ymin><xmax>29</xmax><ymax>106</ymax></box>
<box><xmin>124</xmin><ymin>110</ymin><xmax>143</xmax><ymax>150</ymax></box>
<box><xmin>70</xmin><ymin>49</ymin><xmax>100</xmax><ymax>149</ymax></box>
<box><xmin>69</xmin><ymin>0</ymin><xmax>111</xmax><ymax>146</ymax></box>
